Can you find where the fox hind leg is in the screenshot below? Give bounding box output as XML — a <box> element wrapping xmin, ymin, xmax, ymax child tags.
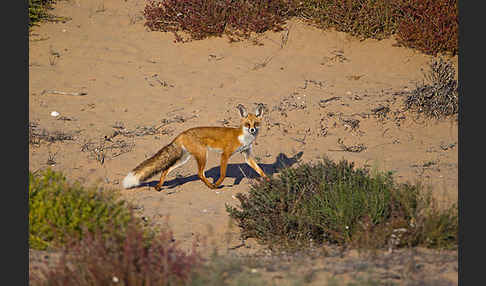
<box><xmin>214</xmin><ymin>152</ymin><xmax>230</xmax><ymax>187</ymax></box>
<box><xmin>193</xmin><ymin>149</ymin><xmax>217</xmax><ymax>189</ymax></box>
<box><xmin>154</xmin><ymin>150</ymin><xmax>191</xmax><ymax>191</ymax></box>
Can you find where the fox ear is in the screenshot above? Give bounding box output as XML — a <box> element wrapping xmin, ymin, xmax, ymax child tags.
<box><xmin>255</xmin><ymin>103</ymin><xmax>265</xmax><ymax>117</ymax></box>
<box><xmin>237</xmin><ymin>104</ymin><xmax>248</xmax><ymax>118</ymax></box>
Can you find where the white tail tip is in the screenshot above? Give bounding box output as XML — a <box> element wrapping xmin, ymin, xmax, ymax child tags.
<box><xmin>122</xmin><ymin>172</ymin><xmax>140</xmax><ymax>189</ymax></box>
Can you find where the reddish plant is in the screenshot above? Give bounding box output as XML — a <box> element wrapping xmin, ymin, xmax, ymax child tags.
<box><xmin>143</xmin><ymin>0</ymin><xmax>295</xmax><ymax>42</ymax></box>
<box><xmin>31</xmin><ymin>220</ymin><xmax>201</xmax><ymax>286</ymax></box>
<box><xmin>396</xmin><ymin>0</ymin><xmax>458</xmax><ymax>55</ymax></box>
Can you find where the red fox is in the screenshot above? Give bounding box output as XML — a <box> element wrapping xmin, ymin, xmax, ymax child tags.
<box><xmin>122</xmin><ymin>103</ymin><xmax>268</xmax><ymax>191</ymax></box>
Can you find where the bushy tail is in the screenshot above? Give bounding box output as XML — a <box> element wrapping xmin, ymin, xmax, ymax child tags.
<box><xmin>122</xmin><ymin>141</ymin><xmax>183</xmax><ymax>189</ymax></box>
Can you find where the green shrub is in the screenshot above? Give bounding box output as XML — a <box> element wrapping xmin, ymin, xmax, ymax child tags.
<box><xmin>29</xmin><ymin>169</ymin><xmax>134</xmax><ymax>250</ymax></box>
<box><xmin>227</xmin><ymin>157</ymin><xmax>457</xmax><ymax>250</ymax></box>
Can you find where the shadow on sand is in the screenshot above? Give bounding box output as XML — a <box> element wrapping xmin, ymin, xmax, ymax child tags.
<box><xmin>140</xmin><ymin>151</ymin><xmax>304</xmax><ymax>190</ymax></box>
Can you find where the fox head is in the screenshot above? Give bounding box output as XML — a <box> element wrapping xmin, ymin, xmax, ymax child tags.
<box><xmin>237</xmin><ymin>103</ymin><xmax>264</xmax><ymax>136</ymax></box>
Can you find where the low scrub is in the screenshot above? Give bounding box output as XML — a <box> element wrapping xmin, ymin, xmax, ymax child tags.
<box><xmin>29</xmin><ymin>169</ymin><xmax>134</xmax><ymax>250</ymax></box>
<box><xmin>227</xmin><ymin>157</ymin><xmax>457</xmax><ymax>250</ymax></box>
<box><xmin>404</xmin><ymin>57</ymin><xmax>458</xmax><ymax>119</ymax></box>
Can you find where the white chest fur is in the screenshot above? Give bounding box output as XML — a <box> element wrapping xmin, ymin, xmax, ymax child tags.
<box><xmin>235</xmin><ymin>129</ymin><xmax>256</xmax><ymax>154</ymax></box>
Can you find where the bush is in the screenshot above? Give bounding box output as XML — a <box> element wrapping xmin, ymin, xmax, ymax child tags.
<box><xmin>29</xmin><ymin>169</ymin><xmax>135</xmax><ymax>250</ymax></box>
<box><xmin>227</xmin><ymin>157</ymin><xmax>457</xmax><ymax>250</ymax></box>
<box><xmin>30</xmin><ymin>220</ymin><xmax>201</xmax><ymax>286</ymax></box>
<box><xmin>395</xmin><ymin>0</ymin><xmax>458</xmax><ymax>56</ymax></box>
<box><xmin>295</xmin><ymin>0</ymin><xmax>404</xmax><ymax>40</ymax></box>
<box><xmin>404</xmin><ymin>57</ymin><xmax>458</xmax><ymax>119</ymax></box>
<box><xmin>143</xmin><ymin>0</ymin><xmax>295</xmax><ymax>42</ymax></box>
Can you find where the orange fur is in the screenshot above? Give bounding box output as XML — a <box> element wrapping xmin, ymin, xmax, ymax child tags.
<box><xmin>122</xmin><ymin>104</ymin><xmax>268</xmax><ymax>191</ymax></box>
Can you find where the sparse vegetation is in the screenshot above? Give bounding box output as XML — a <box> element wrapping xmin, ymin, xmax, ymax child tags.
<box><xmin>227</xmin><ymin>157</ymin><xmax>457</xmax><ymax>250</ymax></box>
<box><xmin>404</xmin><ymin>57</ymin><xmax>458</xmax><ymax>119</ymax></box>
<box><xmin>29</xmin><ymin>0</ymin><xmax>70</xmax><ymax>27</ymax></box>
<box><xmin>187</xmin><ymin>253</ymin><xmax>268</xmax><ymax>286</ymax></box>
<box><xmin>29</xmin><ymin>122</ymin><xmax>78</xmax><ymax>146</ymax></box>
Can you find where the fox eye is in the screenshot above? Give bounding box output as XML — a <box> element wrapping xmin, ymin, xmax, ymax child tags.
<box><xmin>244</xmin><ymin>123</ymin><xmax>250</xmax><ymax>128</ymax></box>
<box><xmin>254</xmin><ymin>122</ymin><xmax>260</xmax><ymax>128</ymax></box>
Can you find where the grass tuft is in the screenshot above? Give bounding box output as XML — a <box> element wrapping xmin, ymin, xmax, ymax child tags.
<box><xmin>404</xmin><ymin>57</ymin><xmax>458</xmax><ymax>119</ymax></box>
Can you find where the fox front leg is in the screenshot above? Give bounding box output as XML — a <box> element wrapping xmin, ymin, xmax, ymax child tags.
<box><xmin>242</xmin><ymin>148</ymin><xmax>268</xmax><ymax>181</ymax></box>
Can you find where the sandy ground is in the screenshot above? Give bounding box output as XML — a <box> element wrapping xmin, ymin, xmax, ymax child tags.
<box><xmin>29</xmin><ymin>0</ymin><xmax>458</xmax><ymax>284</ymax></box>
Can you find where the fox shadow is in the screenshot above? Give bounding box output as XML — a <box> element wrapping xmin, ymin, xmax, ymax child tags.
<box><xmin>142</xmin><ymin>151</ymin><xmax>304</xmax><ymax>189</ymax></box>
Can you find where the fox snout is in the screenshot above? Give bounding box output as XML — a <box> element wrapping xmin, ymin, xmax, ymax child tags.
<box><xmin>249</xmin><ymin>127</ymin><xmax>257</xmax><ymax>134</ymax></box>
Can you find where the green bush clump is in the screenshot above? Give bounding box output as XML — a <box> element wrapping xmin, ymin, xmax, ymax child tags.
<box><xmin>29</xmin><ymin>169</ymin><xmax>134</xmax><ymax>250</ymax></box>
<box><xmin>227</xmin><ymin>157</ymin><xmax>457</xmax><ymax>250</ymax></box>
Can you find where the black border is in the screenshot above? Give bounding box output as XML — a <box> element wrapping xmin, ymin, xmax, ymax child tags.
<box><xmin>9</xmin><ymin>0</ymin><xmax>28</xmax><ymax>285</ymax></box>
<box><xmin>23</xmin><ymin>0</ymin><xmax>29</xmax><ymax>284</ymax></box>
<box><xmin>458</xmin><ymin>0</ymin><xmax>477</xmax><ymax>285</ymax></box>
<box><xmin>17</xmin><ymin>0</ymin><xmax>28</xmax><ymax>285</ymax></box>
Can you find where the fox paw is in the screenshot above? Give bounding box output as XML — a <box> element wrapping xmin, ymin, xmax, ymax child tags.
<box><xmin>261</xmin><ymin>176</ymin><xmax>270</xmax><ymax>182</ymax></box>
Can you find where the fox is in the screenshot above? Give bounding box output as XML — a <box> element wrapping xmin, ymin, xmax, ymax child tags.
<box><xmin>122</xmin><ymin>103</ymin><xmax>268</xmax><ymax>191</ymax></box>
